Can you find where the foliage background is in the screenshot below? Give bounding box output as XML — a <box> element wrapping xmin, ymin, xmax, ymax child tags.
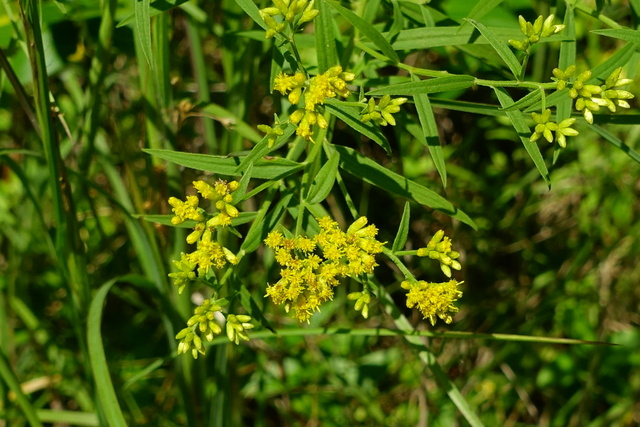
<box><xmin>0</xmin><ymin>0</ymin><xmax>639</xmax><ymax>426</ymax></box>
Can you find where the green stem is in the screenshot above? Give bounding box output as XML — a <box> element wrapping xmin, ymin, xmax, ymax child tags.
<box><xmin>518</xmin><ymin>52</ymin><xmax>530</xmax><ymax>81</ymax></box>
<box><xmin>382</xmin><ymin>247</ymin><xmax>416</xmax><ymax>281</ymax></box>
<box><xmin>474</xmin><ymin>79</ymin><xmax>556</xmax><ymax>90</ymax></box>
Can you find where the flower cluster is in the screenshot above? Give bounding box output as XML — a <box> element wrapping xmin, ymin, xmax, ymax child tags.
<box><xmin>264</xmin><ymin>217</ymin><xmax>384</xmax><ymax>322</ymax></box>
<box><xmin>401</xmin><ymin>279</ymin><xmax>463</xmax><ymax>326</ymax></box>
<box><xmin>416</xmin><ymin>230</ymin><xmax>462</xmax><ymax>278</ymax></box>
<box><xmin>400</xmin><ymin>230</ymin><xmax>464</xmax><ymax>325</ymax></box>
<box><xmin>508</xmin><ymin>14</ymin><xmax>565</xmax><ymax>53</ymax></box>
<box><xmin>259</xmin><ymin>0</ymin><xmax>319</xmax><ymax>39</ymax></box>
<box><xmin>360</xmin><ymin>95</ymin><xmax>407</xmax><ymax>126</ymax></box>
<box><xmin>168</xmin><ymin>179</ymin><xmax>241</xmax><ymax>293</ymax></box>
<box><xmin>529</xmin><ymin>109</ymin><xmax>578</xmax><ymax>149</ymax></box>
<box><xmin>175</xmin><ymin>298</ymin><xmax>254</xmax><ymax>358</ymax></box>
<box><xmin>268</xmin><ymin>66</ymin><xmax>355</xmax><ymax>141</ymax></box>
<box><xmin>557</xmin><ymin>66</ymin><xmax>635</xmax><ymax>124</ymax></box>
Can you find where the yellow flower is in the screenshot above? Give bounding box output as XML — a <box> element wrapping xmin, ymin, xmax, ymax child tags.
<box><xmin>169</xmin><ymin>195</ymin><xmax>204</xmax><ymax>225</ymax></box>
<box><xmin>401</xmin><ymin>279</ymin><xmax>463</xmax><ymax>325</ymax></box>
<box><xmin>264</xmin><ymin>216</ymin><xmax>384</xmax><ymax>322</ymax></box>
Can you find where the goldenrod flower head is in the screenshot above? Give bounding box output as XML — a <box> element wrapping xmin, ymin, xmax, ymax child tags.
<box><xmin>304</xmin><ymin>66</ymin><xmax>353</xmax><ymax>111</ymax></box>
<box><xmin>264</xmin><ymin>216</ymin><xmax>384</xmax><ymax>322</ymax></box>
<box><xmin>417</xmin><ymin>230</ymin><xmax>461</xmax><ymax>278</ymax></box>
<box><xmin>274</xmin><ymin>72</ymin><xmax>306</xmax><ymax>103</ymax></box>
<box><xmin>169</xmin><ymin>195</ymin><xmax>204</xmax><ymax>225</ymax></box>
<box><xmin>401</xmin><ymin>279</ymin><xmax>463</xmax><ymax>326</ymax></box>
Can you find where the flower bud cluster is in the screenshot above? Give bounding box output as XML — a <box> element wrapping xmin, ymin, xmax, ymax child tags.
<box><xmin>360</xmin><ymin>95</ymin><xmax>407</xmax><ymax>126</ymax></box>
<box><xmin>264</xmin><ymin>216</ymin><xmax>384</xmax><ymax>323</ymax></box>
<box><xmin>416</xmin><ymin>230</ymin><xmax>461</xmax><ymax>278</ymax></box>
<box><xmin>548</xmin><ymin>66</ymin><xmax>635</xmax><ymax>128</ymax></box>
<box><xmin>168</xmin><ymin>179</ymin><xmax>241</xmax><ymax>293</ymax></box>
<box><xmin>529</xmin><ymin>109</ymin><xmax>578</xmax><ymax>149</ymax></box>
<box><xmin>347</xmin><ymin>290</ymin><xmax>371</xmax><ymax>319</ymax></box>
<box><xmin>508</xmin><ymin>15</ymin><xmax>565</xmax><ymax>53</ymax></box>
<box><xmin>176</xmin><ymin>299</ymin><xmax>253</xmax><ymax>358</ymax></box>
<box><xmin>226</xmin><ymin>314</ymin><xmax>254</xmax><ymax>344</ymax></box>
<box><xmin>259</xmin><ymin>0</ymin><xmax>319</xmax><ymax>39</ymax></box>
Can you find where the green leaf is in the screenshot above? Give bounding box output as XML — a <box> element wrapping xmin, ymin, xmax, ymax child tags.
<box><xmin>235</xmin><ymin>124</ymin><xmax>296</xmax><ymax>173</ymax></box>
<box><xmin>333</xmin><ymin>145</ymin><xmax>476</xmax><ymax>229</ymax></box>
<box><xmin>324</xmin><ymin>100</ymin><xmax>391</xmax><ymax>154</ymax></box>
<box><xmin>144</xmin><ymin>149</ymin><xmax>304</xmax><ymax>180</ymax></box>
<box><xmin>588</xmin><ymin>123</ymin><xmax>640</xmax><ymax>164</ymax></box>
<box><xmin>500</xmin><ymin>89</ymin><xmax>542</xmax><ymax>112</ymax></box>
<box><xmin>463</xmin><ymin>0</ymin><xmax>504</xmax><ymax>22</ymax></box>
<box><xmin>412</xmin><ymin>76</ymin><xmax>447</xmax><ymax>187</ymax></box>
<box><xmin>591</xmin><ymin>28</ymin><xmax>640</xmax><ymax>45</ymax></box>
<box><xmin>431</xmin><ymin>98</ymin><xmax>503</xmax><ymax>116</ymax></box>
<box><xmin>118</xmin><ymin>0</ymin><xmax>193</xmax><ymax>27</ymax></box>
<box><xmin>233</xmin><ymin>0</ymin><xmax>269</xmax><ymax>30</ymax></box>
<box><xmin>134</xmin><ymin>0</ymin><xmax>153</xmax><ymax>70</ymax></box>
<box><xmin>588</xmin><ymin>43</ymin><xmax>636</xmax><ymax>83</ymax></box>
<box><xmin>88</xmin><ymin>280</ymin><xmax>128</xmax><ymax>427</ymax></box>
<box><xmin>494</xmin><ymin>88</ymin><xmax>551</xmax><ymax>187</ymax></box>
<box><xmin>391</xmin><ymin>202</ymin><xmax>410</xmax><ymax>252</ymax></box>
<box><xmin>199</xmin><ymin>104</ymin><xmax>262</xmax><ymax>144</ymax></box>
<box><xmin>324</xmin><ymin>0</ymin><xmax>400</xmax><ymax>63</ymax></box>
<box><xmin>315</xmin><ymin>0</ymin><xmax>339</xmax><ymax>72</ymax></box>
<box><xmin>386</xmin><ymin>26</ymin><xmax>563</xmax><ymax>51</ymax></box>
<box><xmin>464</xmin><ymin>19</ymin><xmax>522</xmax><ymax>78</ymax></box>
<box><xmin>241</xmin><ymin>192</ymin><xmax>294</xmax><ymax>253</ymax></box>
<box><xmin>240</xmin><ymin>285</ymin><xmax>275</xmax><ymax>333</ymax></box>
<box><xmin>306</xmin><ymin>150</ymin><xmax>340</xmax><ymax>204</ymax></box>
<box><xmin>36</xmin><ymin>410</ymin><xmax>99</xmax><ymax>426</ymax></box>
<box><xmin>367</xmin><ymin>75</ymin><xmax>476</xmax><ymax>96</ymax></box>
<box><xmin>233</xmin><ymin>163</ymin><xmax>254</xmax><ymax>204</ymax></box>
<box><xmin>0</xmin><ymin>352</ymin><xmax>43</xmax><ymax>427</ymax></box>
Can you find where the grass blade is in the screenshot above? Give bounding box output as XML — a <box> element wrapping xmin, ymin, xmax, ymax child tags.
<box><xmin>88</xmin><ymin>280</ymin><xmax>128</xmax><ymax>427</ymax></box>
<box><xmin>0</xmin><ymin>351</ymin><xmax>43</xmax><ymax>427</ymax></box>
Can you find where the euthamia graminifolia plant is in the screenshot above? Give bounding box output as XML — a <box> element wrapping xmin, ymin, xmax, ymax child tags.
<box><xmin>162</xmin><ymin>3</ymin><xmax>636</xmax><ymax>359</ymax></box>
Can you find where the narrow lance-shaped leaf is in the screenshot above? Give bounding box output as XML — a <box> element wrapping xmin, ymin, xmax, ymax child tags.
<box><xmin>391</xmin><ymin>202</ymin><xmax>411</xmax><ymax>252</ymax></box>
<box><xmin>367</xmin><ymin>75</ymin><xmax>476</xmax><ymax>96</ymax></box>
<box><xmin>324</xmin><ymin>0</ymin><xmax>400</xmax><ymax>63</ymax></box>
<box><xmin>144</xmin><ymin>149</ymin><xmax>304</xmax><ymax>180</ymax></box>
<box><xmin>464</xmin><ymin>19</ymin><xmax>522</xmax><ymax>78</ymax></box>
<box><xmin>306</xmin><ymin>150</ymin><xmax>340</xmax><ymax>204</ymax></box>
<box><xmin>494</xmin><ymin>88</ymin><xmax>551</xmax><ymax>187</ymax></box>
<box><xmin>333</xmin><ymin>145</ymin><xmax>477</xmax><ymax>229</ymax></box>
<box><xmin>412</xmin><ymin>74</ymin><xmax>447</xmax><ymax>187</ymax></box>
<box><xmin>325</xmin><ymin>100</ymin><xmax>391</xmax><ymax>154</ymax></box>
<box><xmin>315</xmin><ymin>0</ymin><xmax>339</xmax><ymax>72</ymax></box>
